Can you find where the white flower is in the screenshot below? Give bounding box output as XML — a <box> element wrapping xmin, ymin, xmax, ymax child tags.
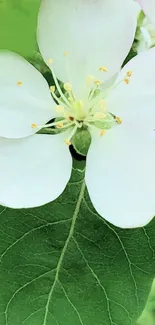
<box><xmin>135</xmin><ymin>0</ymin><xmax>155</xmax><ymax>53</ymax></box>
<box><xmin>0</xmin><ymin>0</ymin><xmax>150</xmax><ymax>229</ymax></box>
<box><xmin>137</xmin><ymin>0</ymin><xmax>155</xmax><ymax>25</ymax></box>
<box><xmin>136</xmin><ymin>19</ymin><xmax>155</xmax><ymax>52</ymax></box>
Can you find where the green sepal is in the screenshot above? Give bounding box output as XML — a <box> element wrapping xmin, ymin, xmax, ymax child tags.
<box><xmin>93</xmin><ymin>114</ymin><xmax>114</xmax><ymax>130</ymax></box>
<box><xmin>72</xmin><ymin>127</ymin><xmax>91</xmax><ymax>156</ymax></box>
<box><xmin>37</xmin><ymin>127</ymin><xmax>57</xmax><ymax>135</ymax></box>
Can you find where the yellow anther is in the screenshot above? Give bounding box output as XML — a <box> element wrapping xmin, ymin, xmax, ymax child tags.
<box><xmin>47</xmin><ymin>58</ymin><xmax>53</xmax><ymax>65</ymax></box>
<box><xmin>50</xmin><ymin>86</ymin><xmax>55</xmax><ymax>93</ymax></box>
<box><xmin>64</xmin><ymin>82</ymin><xmax>72</xmax><ymax>92</ymax></box>
<box><xmin>94</xmin><ymin>80</ymin><xmax>102</xmax><ymax>86</ymax></box>
<box><xmin>124</xmin><ymin>78</ymin><xmax>130</xmax><ymax>85</ymax></box>
<box><xmin>126</xmin><ymin>70</ymin><xmax>132</xmax><ymax>77</ymax></box>
<box><xmin>31</xmin><ymin>123</ymin><xmax>37</xmax><ymax>129</ymax></box>
<box><xmin>116</xmin><ymin>116</ymin><xmax>123</xmax><ymax>124</ymax></box>
<box><xmin>94</xmin><ymin>112</ymin><xmax>106</xmax><ymax>119</ymax></box>
<box><xmin>17</xmin><ymin>81</ymin><xmax>23</xmax><ymax>86</ymax></box>
<box><xmin>56</xmin><ymin>105</ymin><xmax>65</xmax><ymax>113</ymax></box>
<box><xmin>100</xmin><ymin>130</ymin><xmax>106</xmax><ymax>136</ymax></box>
<box><xmin>99</xmin><ymin>66</ymin><xmax>108</xmax><ymax>72</ymax></box>
<box><xmin>64</xmin><ymin>51</ymin><xmax>69</xmax><ymax>56</ymax></box>
<box><xmin>65</xmin><ymin>139</ymin><xmax>71</xmax><ymax>146</ymax></box>
<box><xmin>56</xmin><ymin>122</ymin><xmax>64</xmax><ymax>128</ymax></box>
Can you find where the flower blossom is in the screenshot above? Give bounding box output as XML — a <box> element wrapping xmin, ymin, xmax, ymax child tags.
<box><xmin>137</xmin><ymin>0</ymin><xmax>155</xmax><ymax>24</ymax></box>
<box><xmin>0</xmin><ymin>0</ymin><xmax>153</xmax><ymax>229</ymax></box>
<box><xmin>135</xmin><ymin>0</ymin><xmax>155</xmax><ymax>52</ymax></box>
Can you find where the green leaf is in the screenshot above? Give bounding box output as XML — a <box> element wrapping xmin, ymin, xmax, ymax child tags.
<box><xmin>0</xmin><ymin>163</ymin><xmax>154</xmax><ymax>325</ymax></box>
<box><xmin>0</xmin><ymin>0</ymin><xmax>40</xmax><ymax>57</ymax></box>
<box><xmin>137</xmin><ymin>279</ymin><xmax>155</xmax><ymax>325</ymax></box>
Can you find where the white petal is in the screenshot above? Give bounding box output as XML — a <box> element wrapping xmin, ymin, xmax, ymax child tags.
<box><xmin>0</xmin><ymin>134</ymin><xmax>72</xmax><ymax>208</ymax></box>
<box><xmin>106</xmin><ymin>47</ymin><xmax>155</xmax><ymax>135</ymax></box>
<box><xmin>38</xmin><ymin>0</ymin><xmax>137</xmax><ymax>97</ymax></box>
<box><xmin>86</xmin><ymin>126</ymin><xmax>155</xmax><ymax>228</ymax></box>
<box><xmin>0</xmin><ymin>51</ymin><xmax>55</xmax><ymax>138</ymax></box>
<box><xmin>137</xmin><ymin>0</ymin><xmax>155</xmax><ymax>24</ymax></box>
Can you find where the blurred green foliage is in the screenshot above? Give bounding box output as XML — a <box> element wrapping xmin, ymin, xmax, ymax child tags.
<box><xmin>0</xmin><ymin>0</ymin><xmax>40</xmax><ymax>57</ymax></box>
<box><xmin>137</xmin><ymin>280</ymin><xmax>155</xmax><ymax>325</ymax></box>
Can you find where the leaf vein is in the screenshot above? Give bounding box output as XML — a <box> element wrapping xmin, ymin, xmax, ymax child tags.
<box><xmin>73</xmin><ymin>237</ymin><xmax>114</xmax><ymax>325</ymax></box>
<box><xmin>0</xmin><ymin>219</ymin><xmax>71</xmax><ymax>263</ymax></box>
<box><xmin>59</xmin><ymin>281</ymin><xmax>84</xmax><ymax>325</ymax></box>
<box><xmin>42</xmin><ymin>180</ymin><xmax>86</xmax><ymax>325</ymax></box>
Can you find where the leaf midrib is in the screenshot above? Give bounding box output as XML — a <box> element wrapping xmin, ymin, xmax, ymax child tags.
<box><xmin>43</xmin><ymin>179</ymin><xmax>86</xmax><ymax>325</ymax></box>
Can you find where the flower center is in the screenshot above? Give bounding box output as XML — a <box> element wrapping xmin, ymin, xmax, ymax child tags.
<box><xmin>31</xmin><ymin>53</ymin><xmax>132</xmax><ymax>146</ymax></box>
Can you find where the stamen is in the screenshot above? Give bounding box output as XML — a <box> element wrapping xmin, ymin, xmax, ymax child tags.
<box><xmin>49</xmin><ymin>63</ymin><xmax>72</xmax><ymax>108</ymax></box>
<box><xmin>78</xmin><ymin>100</ymin><xmax>84</xmax><ymax>109</ymax></box>
<box><xmin>31</xmin><ymin>119</ymin><xmax>66</xmax><ymax>129</ymax></box>
<box><xmin>94</xmin><ymin>80</ymin><xmax>102</xmax><ymax>86</ymax></box>
<box><xmin>124</xmin><ymin>78</ymin><xmax>130</xmax><ymax>85</ymax></box>
<box><xmin>64</xmin><ymin>82</ymin><xmax>72</xmax><ymax>92</ymax></box>
<box><xmin>68</xmin><ymin>96</ymin><xmax>73</xmax><ymax>103</ymax></box>
<box><xmin>50</xmin><ymin>87</ymin><xmax>72</xmax><ymax>113</ymax></box>
<box><xmin>65</xmin><ymin>124</ymin><xmax>78</xmax><ymax>145</ymax></box>
<box><xmin>99</xmin><ymin>66</ymin><xmax>108</xmax><ymax>72</ymax></box>
<box><xmin>126</xmin><ymin>71</ymin><xmax>132</xmax><ymax>77</ymax></box>
<box><xmin>100</xmin><ymin>130</ymin><xmax>106</xmax><ymax>136</ymax></box>
<box><xmin>50</xmin><ymin>86</ymin><xmax>55</xmax><ymax>93</ymax></box>
<box><xmin>115</xmin><ymin>116</ymin><xmax>123</xmax><ymax>124</ymax></box>
<box><xmin>31</xmin><ymin>123</ymin><xmax>37</xmax><ymax>128</ymax></box>
<box><xmin>56</xmin><ymin>122</ymin><xmax>64</xmax><ymax>128</ymax></box>
<box><xmin>47</xmin><ymin>58</ymin><xmax>54</xmax><ymax>65</ymax></box>
<box><xmin>17</xmin><ymin>81</ymin><xmax>23</xmax><ymax>86</ymax></box>
<box><xmin>63</xmin><ymin>51</ymin><xmax>74</xmax><ymax>97</ymax></box>
<box><xmin>65</xmin><ymin>140</ymin><xmax>71</xmax><ymax>146</ymax></box>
